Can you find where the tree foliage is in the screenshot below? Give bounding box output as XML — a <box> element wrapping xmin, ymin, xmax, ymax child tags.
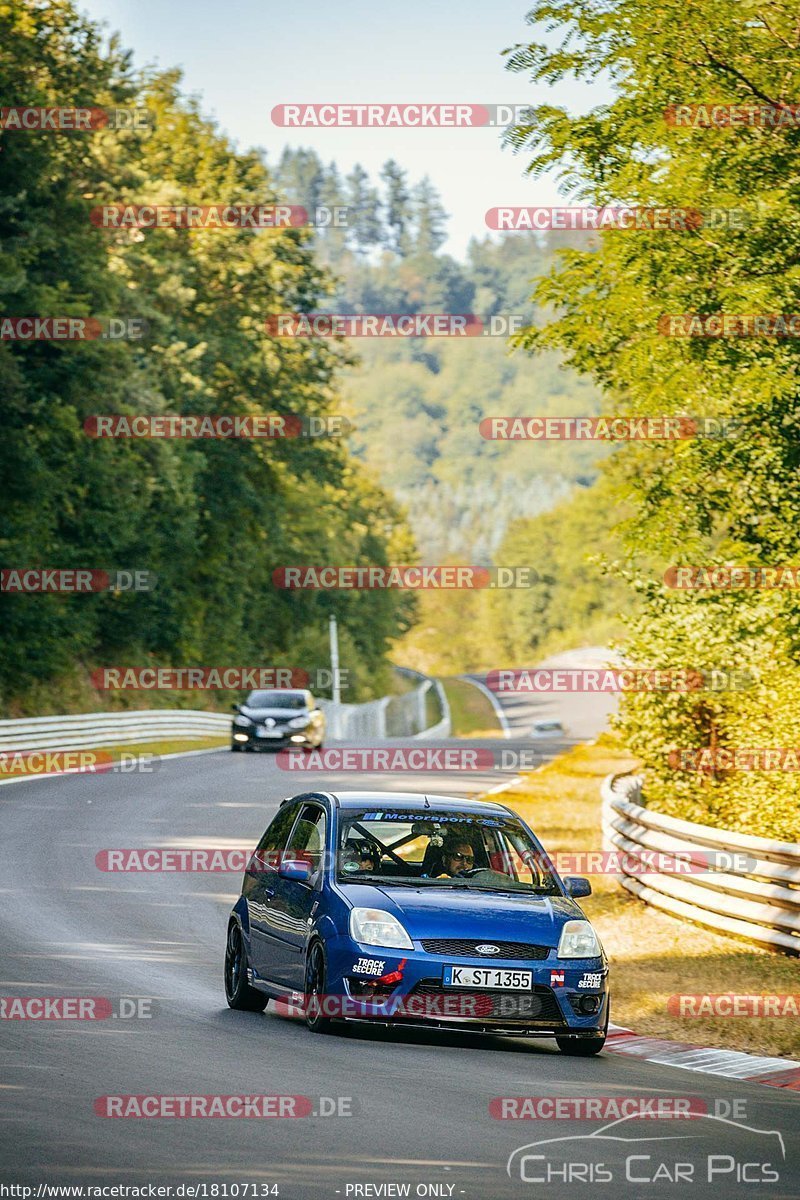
<box><xmin>506</xmin><ymin>0</ymin><xmax>800</xmax><ymax>837</ymax></box>
<box><xmin>0</xmin><ymin>0</ymin><xmax>414</xmax><ymax>713</ymax></box>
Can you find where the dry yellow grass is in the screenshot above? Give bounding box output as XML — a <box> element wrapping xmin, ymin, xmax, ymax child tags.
<box><xmin>440</xmin><ymin>677</ymin><xmax>503</xmax><ymax>738</ymax></box>
<box><xmin>490</xmin><ymin>737</ymin><xmax>800</xmax><ymax>1060</ymax></box>
<box><xmin>0</xmin><ymin>736</ymin><xmax>227</xmax><ymax>778</ymax></box>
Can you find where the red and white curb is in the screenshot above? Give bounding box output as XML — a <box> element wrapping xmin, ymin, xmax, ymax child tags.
<box><xmin>606</xmin><ymin>1024</ymin><xmax>800</xmax><ymax>1091</ymax></box>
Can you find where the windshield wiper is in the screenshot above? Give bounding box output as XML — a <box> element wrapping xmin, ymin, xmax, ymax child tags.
<box><xmin>425</xmin><ymin>881</ymin><xmax>557</xmax><ymax>895</ymax></box>
<box><xmin>337</xmin><ymin>874</ymin><xmax>421</xmax><ymax>887</ymax></box>
<box><xmin>372</xmin><ymin>878</ymin><xmax>425</xmax><ymax>887</ymax></box>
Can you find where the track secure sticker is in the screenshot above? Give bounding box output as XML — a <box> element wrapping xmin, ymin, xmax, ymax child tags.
<box><xmin>578</xmin><ymin>972</ymin><xmax>603</xmax><ymax>989</ymax></box>
<box><xmin>352</xmin><ymin>957</ymin><xmax>386</xmax><ymax>977</ymax></box>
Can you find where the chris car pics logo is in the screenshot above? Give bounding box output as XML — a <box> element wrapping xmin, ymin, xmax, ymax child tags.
<box><xmin>506</xmin><ymin>1113</ymin><xmax>785</xmax><ymax>1185</ymax></box>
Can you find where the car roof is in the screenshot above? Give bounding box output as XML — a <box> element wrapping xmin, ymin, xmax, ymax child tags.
<box><xmin>328</xmin><ymin>790</ymin><xmax>514</xmax><ymax>818</ymax></box>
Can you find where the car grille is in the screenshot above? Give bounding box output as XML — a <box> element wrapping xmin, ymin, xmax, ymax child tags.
<box><xmin>408</xmin><ymin>980</ymin><xmax>565</xmax><ymax>1025</ymax></box>
<box><xmin>420</xmin><ymin>938</ymin><xmax>550</xmax><ymax>960</ymax></box>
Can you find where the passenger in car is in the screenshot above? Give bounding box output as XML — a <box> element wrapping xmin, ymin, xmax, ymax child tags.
<box><xmin>341</xmin><ymin>839</ymin><xmax>381</xmax><ymax>874</ymax></box>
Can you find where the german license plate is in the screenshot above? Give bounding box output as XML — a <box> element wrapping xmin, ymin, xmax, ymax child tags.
<box><xmin>443</xmin><ymin>966</ymin><xmax>532</xmax><ymax>990</ymax></box>
<box><xmin>256</xmin><ymin>728</ymin><xmax>283</xmax><ymax>738</ymax></box>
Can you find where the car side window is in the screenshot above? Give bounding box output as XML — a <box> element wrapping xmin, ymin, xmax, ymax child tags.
<box><xmin>253</xmin><ymin>804</ymin><xmax>300</xmax><ymax>871</ymax></box>
<box><xmin>285</xmin><ymin>804</ymin><xmax>327</xmax><ymax>876</ymax></box>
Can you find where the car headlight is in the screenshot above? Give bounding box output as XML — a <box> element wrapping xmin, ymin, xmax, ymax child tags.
<box><xmin>287</xmin><ymin>715</ymin><xmax>310</xmax><ymax>729</ymax></box>
<box><xmin>557</xmin><ymin>920</ymin><xmax>601</xmax><ymax>959</ymax></box>
<box><xmin>233</xmin><ymin>716</ymin><xmax>252</xmax><ymax>727</ymax></box>
<box><xmin>349</xmin><ymin>907</ymin><xmax>413</xmax><ymax>949</ymax></box>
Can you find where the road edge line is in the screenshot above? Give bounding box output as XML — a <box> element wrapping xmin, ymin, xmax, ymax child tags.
<box><xmin>0</xmin><ymin>744</ymin><xmax>227</xmax><ymax>787</ymax></box>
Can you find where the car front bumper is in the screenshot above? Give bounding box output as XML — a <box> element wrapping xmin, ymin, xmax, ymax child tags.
<box><xmin>319</xmin><ymin>937</ymin><xmax>608</xmax><ymax>1036</ymax></box>
<box><xmin>231</xmin><ymin>725</ymin><xmax>319</xmax><ymax>750</ymax></box>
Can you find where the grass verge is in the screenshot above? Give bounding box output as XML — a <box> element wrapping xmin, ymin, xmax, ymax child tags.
<box><xmin>441</xmin><ymin>677</ymin><xmax>503</xmax><ymax>738</ymax></box>
<box><xmin>488</xmin><ymin>735</ymin><xmax>800</xmax><ymax>1060</ymax></box>
<box><xmin>1</xmin><ymin>736</ymin><xmax>228</xmax><ymax>779</ymax></box>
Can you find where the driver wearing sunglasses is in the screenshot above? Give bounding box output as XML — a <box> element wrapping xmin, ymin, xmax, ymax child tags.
<box><xmin>437</xmin><ymin>838</ymin><xmax>475</xmax><ymax>878</ymax></box>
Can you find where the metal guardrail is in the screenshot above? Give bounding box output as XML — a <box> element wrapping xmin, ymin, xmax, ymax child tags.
<box><xmin>601</xmin><ymin>773</ymin><xmax>800</xmax><ymax>955</ymax></box>
<box><xmin>321</xmin><ymin>674</ymin><xmax>450</xmax><ymax>740</ymax></box>
<box><xmin>419</xmin><ymin>679</ymin><xmax>452</xmax><ymax>739</ymax></box>
<box><xmin>0</xmin><ymin>710</ymin><xmax>230</xmax><ymax>753</ymax></box>
<box><xmin>0</xmin><ymin>672</ymin><xmax>451</xmax><ymax>755</ymax></box>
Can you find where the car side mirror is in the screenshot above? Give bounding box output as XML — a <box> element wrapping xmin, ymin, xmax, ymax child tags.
<box><xmin>564</xmin><ymin>876</ymin><xmax>592</xmax><ymax>898</ymax></box>
<box><xmin>279</xmin><ymin>858</ymin><xmax>313</xmax><ymax>883</ymax></box>
<box><xmin>231</xmin><ymin>703</ymin><xmax>240</xmax><ymax>712</ymax></box>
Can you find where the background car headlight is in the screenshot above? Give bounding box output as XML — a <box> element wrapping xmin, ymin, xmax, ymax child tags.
<box><xmin>233</xmin><ymin>716</ymin><xmax>252</xmax><ymax>727</ymax></box>
<box><xmin>349</xmin><ymin>907</ymin><xmax>413</xmax><ymax>949</ymax></box>
<box><xmin>557</xmin><ymin>920</ymin><xmax>601</xmax><ymax>959</ymax></box>
<box><xmin>287</xmin><ymin>715</ymin><xmax>310</xmax><ymax>729</ymax></box>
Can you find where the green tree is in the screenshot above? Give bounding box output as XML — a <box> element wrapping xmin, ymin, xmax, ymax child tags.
<box><xmin>412</xmin><ymin>177</ymin><xmax>448</xmax><ymax>254</ymax></box>
<box><xmin>345</xmin><ymin>163</ymin><xmax>383</xmax><ymax>254</ymax></box>
<box><xmin>504</xmin><ymin>0</ymin><xmax>800</xmax><ymax>838</ymax></box>
<box><xmin>0</xmin><ymin>0</ymin><xmax>416</xmax><ymax>713</ymax></box>
<box><xmin>380</xmin><ymin>159</ymin><xmax>413</xmax><ymax>256</ymax></box>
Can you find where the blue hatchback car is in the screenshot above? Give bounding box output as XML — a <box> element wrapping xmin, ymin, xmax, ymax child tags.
<box><xmin>224</xmin><ymin>791</ymin><xmax>609</xmax><ymax>1054</ymax></box>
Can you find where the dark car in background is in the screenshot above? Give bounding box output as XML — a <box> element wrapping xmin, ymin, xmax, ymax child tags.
<box><xmin>231</xmin><ymin>689</ymin><xmax>326</xmax><ymax>752</ymax></box>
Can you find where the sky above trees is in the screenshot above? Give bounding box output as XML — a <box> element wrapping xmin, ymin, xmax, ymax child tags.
<box><xmin>77</xmin><ymin>0</ymin><xmax>615</xmax><ymax>256</ymax></box>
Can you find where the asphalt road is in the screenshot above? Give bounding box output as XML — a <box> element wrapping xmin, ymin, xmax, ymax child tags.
<box><xmin>1</xmin><ymin>666</ymin><xmax>797</xmax><ymax>1199</ymax></box>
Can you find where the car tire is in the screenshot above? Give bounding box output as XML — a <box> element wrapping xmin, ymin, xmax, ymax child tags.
<box><xmin>224</xmin><ymin>922</ymin><xmax>268</xmax><ymax>1012</ymax></box>
<box><xmin>555</xmin><ymin>1035</ymin><xmax>606</xmax><ymax>1055</ymax></box>
<box><xmin>304</xmin><ymin>941</ymin><xmax>333</xmax><ymax>1033</ymax></box>
<box><xmin>231</xmin><ymin>743</ymin><xmax>242</xmax><ymax>752</ymax></box>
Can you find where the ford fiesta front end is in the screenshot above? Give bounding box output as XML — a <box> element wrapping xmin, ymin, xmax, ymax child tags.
<box><xmin>225</xmin><ymin>792</ymin><xmax>609</xmax><ymax>1055</ymax></box>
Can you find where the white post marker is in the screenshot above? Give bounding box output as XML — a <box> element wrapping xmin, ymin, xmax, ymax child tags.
<box><xmin>329</xmin><ymin>613</ymin><xmax>341</xmax><ymax>740</ymax></box>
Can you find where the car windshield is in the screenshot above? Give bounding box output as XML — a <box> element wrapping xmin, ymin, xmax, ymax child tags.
<box><xmin>336</xmin><ymin>809</ymin><xmax>560</xmax><ymax>894</ymax></box>
<box><xmin>244</xmin><ymin>691</ymin><xmax>306</xmax><ymax>710</ymax></box>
